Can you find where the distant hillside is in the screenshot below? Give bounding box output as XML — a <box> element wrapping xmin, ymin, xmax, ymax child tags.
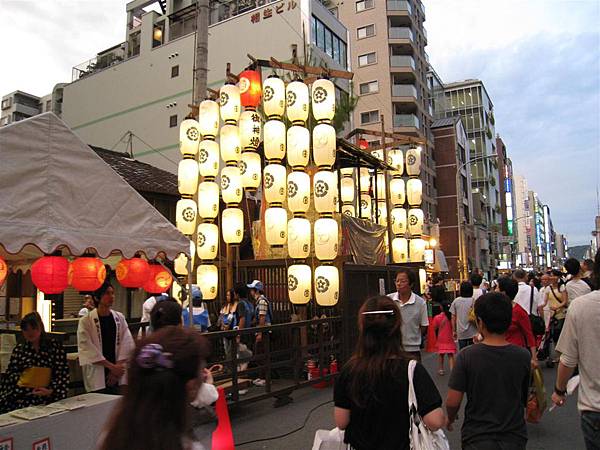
<box><xmin>568</xmin><ymin>245</ymin><xmax>590</xmax><ymax>261</ymax></box>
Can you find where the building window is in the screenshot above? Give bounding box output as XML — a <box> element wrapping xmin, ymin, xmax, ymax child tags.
<box><xmin>171</xmin><ymin>65</ymin><xmax>179</xmax><ymax>78</ymax></box>
<box><xmin>310</xmin><ymin>15</ymin><xmax>347</xmax><ymax>67</ymax></box>
<box><xmin>358</xmin><ymin>52</ymin><xmax>376</xmax><ymax>66</ymax></box>
<box><xmin>360</xmin><ymin>110</ymin><xmax>379</xmax><ymax>124</ymax></box>
<box><xmin>169</xmin><ymin>114</ymin><xmax>178</xmax><ymax>128</ymax></box>
<box><xmin>356</xmin><ymin>0</ymin><xmax>374</xmax><ymax>11</ymax></box>
<box><xmin>46</xmin><ymin>100</ymin><xmax>52</xmax><ymax>111</ymax></box>
<box><xmin>359</xmin><ymin>80</ymin><xmax>379</xmax><ymax>95</ymax></box>
<box><xmin>152</xmin><ymin>22</ymin><xmax>164</xmax><ymax>48</ymax></box>
<box><xmin>1</xmin><ymin>99</ymin><xmax>11</xmax><ymax>110</ymax></box>
<box><xmin>357</xmin><ymin>24</ymin><xmax>375</xmax><ymax>39</ymax></box>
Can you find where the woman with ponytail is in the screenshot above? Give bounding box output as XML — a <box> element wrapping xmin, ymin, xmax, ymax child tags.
<box><xmin>333</xmin><ymin>296</ymin><xmax>445</xmax><ymax>450</ymax></box>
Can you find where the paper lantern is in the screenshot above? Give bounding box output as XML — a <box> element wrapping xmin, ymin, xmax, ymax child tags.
<box><xmin>287</xmin><ymin>171</ymin><xmax>310</xmax><ymax>213</ymax></box>
<box><xmin>390</xmin><ymin>178</ymin><xmax>405</xmax><ymax>206</ymax></box>
<box><xmin>143</xmin><ymin>264</ymin><xmax>173</xmax><ymax>294</ymax></box>
<box><xmin>220</xmin><ymin>166</ymin><xmax>242</xmax><ymax>205</ymax></box>
<box><xmin>263</xmin><ymin>120</ymin><xmax>286</xmax><ymax>161</ymax></box>
<box><xmin>358</xmin><ymin>139</ymin><xmax>369</xmax><ymax>150</ymax></box>
<box><xmin>265</xmin><ymin>207</ymin><xmax>287</xmax><ymax>246</ymax></box>
<box><xmin>220</xmin><ymin>124</ymin><xmax>241</xmax><ymax>164</ymax></box>
<box><xmin>31</xmin><ymin>256</ymin><xmax>69</xmax><ymax>294</ymax></box>
<box><xmin>341</xmin><ymin>204</ymin><xmax>356</xmax><ymax>216</ymax></box>
<box><xmin>312</xmin><ymin>123</ymin><xmax>336</xmax><ymax>168</ymax></box>
<box><xmin>288</xmin><ymin>217</ymin><xmax>311</xmax><ymax>258</ymax></box>
<box><xmin>391</xmin><ymin>207</ymin><xmax>407</xmax><ymax>235</ymax></box>
<box><xmin>198</xmin><ymin>99</ymin><xmax>219</xmax><ymax>138</ymax></box>
<box><xmin>239</xmin><ymin>110</ymin><xmax>262</xmax><ymax>150</ymax></box>
<box><xmin>179</xmin><ymin>119</ymin><xmax>200</xmax><ymax>156</ymax></box>
<box><xmin>340</xmin><ymin>168</ymin><xmax>354</xmax><ymax>177</ymax></box>
<box><xmin>68</xmin><ymin>257</ymin><xmax>106</xmax><ymax>292</ymax></box>
<box><xmin>222</xmin><ymin>207</ymin><xmax>243</xmax><ymax>244</ymax></box>
<box><xmin>360</xmin><ymin>194</ymin><xmax>372</xmax><ymax>219</ymax></box>
<box><xmin>375</xmin><ymin>173</ymin><xmax>387</xmax><ymax>200</ymax></box>
<box><xmin>264</xmin><ymin>163</ymin><xmax>287</xmax><ymax>205</ymax></box>
<box><xmin>116</xmin><ymin>258</ymin><xmax>150</xmax><ymax>288</ymax></box>
<box><xmin>407</xmin><ymin>178</ymin><xmax>423</xmax><ymax>206</ymax></box>
<box><xmin>359</xmin><ymin>168</ymin><xmax>370</xmax><ymax>193</ymax></box>
<box><xmin>286</xmin><ymin>80</ymin><xmax>309</xmax><ymax>124</ymax></box>
<box><xmin>409</xmin><ymin>238</ymin><xmax>426</xmax><ymax>262</ymax></box>
<box><xmin>178</xmin><ymin>158</ymin><xmax>199</xmax><ymax>196</ymax></box>
<box><xmin>314</xmin><ymin>265</ymin><xmax>339</xmax><ymax>306</ymax></box>
<box><xmin>219</xmin><ymin>83</ymin><xmax>241</xmax><ymax>124</ymax></box>
<box><xmin>288</xmin><ymin>264</ymin><xmax>311</xmax><ymax>304</ymax></box>
<box><xmin>198</xmin><ymin>139</ymin><xmax>220</xmax><ymax>180</ymax></box>
<box><xmin>376</xmin><ymin>201</ymin><xmax>387</xmax><ymax>225</ymax></box>
<box><xmin>0</xmin><ymin>257</ymin><xmax>7</xmax><ymax>286</ymax></box>
<box><xmin>240</xmin><ymin>152</ymin><xmax>261</xmax><ymax>190</ymax></box>
<box><xmin>314</xmin><ymin>218</ymin><xmax>338</xmax><ymax>260</ymax></box>
<box><xmin>197</xmin><ymin>223</ymin><xmax>219</xmax><ymax>260</ymax></box>
<box><xmin>406</xmin><ymin>147</ymin><xmax>422</xmax><ymax>176</ymax></box>
<box><xmin>174</xmin><ymin>253</ymin><xmax>189</xmax><ymax>276</ymax></box>
<box><xmin>312</xmin><ymin>78</ymin><xmax>335</xmax><ymax>123</ymax></box>
<box><xmin>196</xmin><ymin>265</ymin><xmax>218</xmax><ymax>300</ymax></box>
<box><xmin>388</xmin><ymin>149</ymin><xmax>403</xmax><ymax>175</ymax></box>
<box><xmin>408</xmin><ymin>208</ymin><xmax>424</xmax><ymax>235</ymax></box>
<box><xmin>176</xmin><ymin>198</ymin><xmax>197</xmax><ymax>235</ymax></box>
<box><xmin>197</xmin><ymin>181</ymin><xmax>219</xmax><ymax>219</ymax></box>
<box><xmin>313</xmin><ymin>170</ymin><xmax>337</xmax><ymax>214</ymax></box>
<box><xmin>392</xmin><ymin>237</ymin><xmax>409</xmax><ymax>263</ymax></box>
<box><xmin>239</xmin><ymin>69</ymin><xmax>262</xmax><ymax>109</ymax></box>
<box><xmin>263</xmin><ymin>75</ymin><xmax>286</xmax><ymax>119</ymax></box>
<box><xmin>371</xmin><ymin>150</ymin><xmax>383</xmax><ymax>161</ymax></box>
<box><xmin>287</xmin><ymin>125</ymin><xmax>310</xmax><ymax>168</ymax></box>
<box><xmin>419</xmin><ymin>268</ymin><xmax>427</xmax><ymax>295</ymax></box>
<box><xmin>340</xmin><ymin>177</ymin><xmax>354</xmax><ymax>203</ymax></box>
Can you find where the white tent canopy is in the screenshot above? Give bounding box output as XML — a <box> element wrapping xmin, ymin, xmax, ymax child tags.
<box><xmin>0</xmin><ymin>113</ymin><xmax>189</xmax><ymax>265</ymax></box>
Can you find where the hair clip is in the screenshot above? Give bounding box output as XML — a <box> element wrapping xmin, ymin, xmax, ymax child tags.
<box><xmin>137</xmin><ymin>343</ymin><xmax>174</xmax><ymax>369</ymax></box>
<box><xmin>362</xmin><ymin>310</ymin><xmax>395</xmax><ymax>315</ymax></box>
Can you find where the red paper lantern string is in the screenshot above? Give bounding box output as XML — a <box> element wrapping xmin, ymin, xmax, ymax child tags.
<box><xmin>69</xmin><ymin>257</ymin><xmax>106</xmax><ymax>292</ymax></box>
<box><xmin>239</xmin><ymin>69</ymin><xmax>262</xmax><ymax>109</ymax></box>
<box><xmin>31</xmin><ymin>256</ymin><xmax>69</xmax><ymax>295</ymax></box>
<box><xmin>0</xmin><ymin>257</ymin><xmax>8</xmax><ymax>286</ymax></box>
<box><xmin>116</xmin><ymin>258</ymin><xmax>150</xmax><ymax>288</ymax></box>
<box><xmin>143</xmin><ymin>264</ymin><xmax>173</xmax><ymax>294</ymax></box>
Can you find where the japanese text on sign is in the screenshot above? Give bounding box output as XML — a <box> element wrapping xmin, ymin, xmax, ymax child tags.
<box><xmin>251</xmin><ymin>0</ymin><xmax>297</xmax><ymax>23</ymax></box>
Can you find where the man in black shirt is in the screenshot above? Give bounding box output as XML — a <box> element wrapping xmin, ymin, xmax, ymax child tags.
<box><xmin>446</xmin><ymin>292</ymin><xmax>531</xmax><ymax>450</ymax></box>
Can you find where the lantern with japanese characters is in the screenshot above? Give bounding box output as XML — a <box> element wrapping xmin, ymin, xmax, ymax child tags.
<box><xmin>314</xmin><ymin>218</ymin><xmax>338</xmax><ymax>260</ymax></box>
<box><xmin>340</xmin><ymin>176</ymin><xmax>354</xmax><ymax>204</ymax></box>
<box><xmin>405</xmin><ymin>146</ymin><xmax>422</xmax><ymax>176</ymax></box>
<box><xmin>287</xmin><ymin>217</ymin><xmax>311</xmax><ymax>258</ymax></box>
<box><xmin>219</xmin><ymin>83</ymin><xmax>241</xmax><ymax>124</ymax></box>
<box><xmin>287</xmin><ymin>125</ymin><xmax>310</xmax><ymax>169</ymax></box>
<box><xmin>359</xmin><ymin>194</ymin><xmax>372</xmax><ymax>219</ymax></box>
<box><xmin>263</xmin><ymin>75</ymin><xmax>285</xmax><ymax>119</ymax></box>
<box><xmin>264</xmin><ymin>163</ymin><xmax>287</xmax><ymax>205</ymax></box>
<box><xmin>390</xmin><ymin>178</ymin><xmax>405</xmax><ymax>206</ymax></box>
<box><xmin>238</xmin><ymin>69</ymin><xmax>262</xmax><ymax>109</ymax></box>
<box><xmin>388</xmin><ymin>149</ymin><xmax>404</xmax><ymax>174</ymax></box>
<box><xmin>407</xmin><ymin>208</ymin><xmax>424</xmax><ymax>236</ymax></box>
<box><xmin>288</xmin><ymin>264</ymin><xmax>311</xmax><ymax>304</ymax></box>
<box><xmin>196</xmin><ymin>265</ymin><xmax>218</xmax><ymax>300</ymax></box>
<box><xmin>179</xmin><ymin>119</ymin><xmax>200</xmax><ymax>156</ymax></box>
<box><xmin>240</xmin><ymin>152</ymin><xmax>261</xmax><ymax>190</ymax></box>
<box><xmin>197</xmin><ymin>223</ymin><xmax>219</xmax><ymax>260</ymax></box>
<box><xmin>409</xmin><ymin>238</ymin><xmax>426</xmax><ymax>262</ymax></box>
<box><xmin>314</xmin><ymin>265</ymin><xmax>339</xmax><ymax>306</ymax></box>
<box><xmin>197</xmin><ymin>181</ymin><xmax>219</xmax><ymax>219</ymax></box>
<box><xmin>407</xmin><ymin>178</ymin><xmax>422</xmax><ymax>206</ymax></box>
<box><xmin>286</xmin><ymin>80</ymin><xmax>309</xmax><ymax>125</ymax></box>
<box><xmin>376</xmin><ymin>173</ymin><xmax>386</xmax><ymax>200</ymax></box>
<box><xmin>198</xmin><ymin>99</ymin><xmax>219</xmax><ymax>138</ymax></box>
<box><xmin>287</xmin><ymin>171</ymin><xmax>310</xmax><ymax>213</ymax></box>
<box><xmin>220</xmin><ymin>166</ymin><xmax>243</xmax><ymax>205</ymax></box>
<box><xmin>198</xmin><ymin>139</ymin><xmax>219</xmax><ymax>180</ymax></box>
<box><xmin>342</xmin><ymin>204</ymin><xmax>356</xmax><ymax>216</ymax></box>
<box><xmin>222</xmin><ymin>207</ymin><xmax>244</xmax><ymax>244</ymax></box>
<box><xmin>176</xmin><ymin>198</ymin><xmax>197</xmax><ymax>235</ymax></box>
<box><xmin>239</xmin><ymin>110</ymin><xmax>262</xmax><ymax>151</ymax></box>
<box><xmin>0</xmin><ymin>256</ymin><xmax>7</xmax><ymax>286</ymax></box>
<box><xmin>264</xmin><ymin>119</ymin><xmax>286</xmax><ymax>162</ymax></box>
<box><xmin>359</xmin><ymin>168</ymin><xmax>370</xmax><ymax>193</ymax></box>
<box><xmin>220</xmin><ymin>124</ymin><xmax>241</xmax><ymax>164</ymax></box>
<box><xmin>376</xmin><ymin>201</ymin><xmax>387</xmax><ymax>226</ymax></box>
<box><xmin>68</xmin><ymin>257</ymin><xmax>106</xmax><ymax>292</ymax></box>
<box><xmin>178</xmin><ymin>158</ymin><xmax>198</xmax><ymax>196</ymax></box>
<box><xmin>392</xmin><ymin>237</ymin><xmax>409</xmax><ymax>263</ymax></box>
<box><xmin>31</xmin><ymin>256</ymin><xmax>69</xmax><ymax>295</ymax></box>
<box><xmin>116</xmin><ymin>257</ymin><xmax>150</xmax><ymax>288</ymax></box>
<box><xmin>311</xmin><ymin>78</ymin><xmax>335</xmax><ymax>123</ymax></box>
<box><xmin>391</xmin><ymin>207</ymin><xmax>407</xmax><ymax>235</ymax></box>
<box><xmin>265</xmin><ymin>207</ymin><xmax>287</xmax><ymax>247</ymax></box>
<box><xmin>313</xmin><ymin>170</ymin><xmax>337</xmax><ymax>214</ymax></box>
<box><xmin>312</xmin><ymin>124</ymin><xmax>336</xmax><ymax>168</ymax></box>
<box><xmin>144</xmin><ymin>263</ymin><xmax>173</xmax><ymax>294</ymax></box>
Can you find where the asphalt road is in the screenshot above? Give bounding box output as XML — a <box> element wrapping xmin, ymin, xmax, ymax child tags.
<box><xmin>230</xmin><ymin>351</ymin><xmax>586</xmax><ymax>449</ymax></box>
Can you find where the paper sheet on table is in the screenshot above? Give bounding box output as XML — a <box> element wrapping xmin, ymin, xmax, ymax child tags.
<box><xmin>10</xmin><ymin>406</ymin><xmax>52</xmax><ymax>420</ymax></box>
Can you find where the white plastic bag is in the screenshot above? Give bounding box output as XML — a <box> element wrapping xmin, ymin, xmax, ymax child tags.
<box><xmin>312</xmin><ymin>427</ymin><xmax>345</xmax><ymax>450</ymax></box>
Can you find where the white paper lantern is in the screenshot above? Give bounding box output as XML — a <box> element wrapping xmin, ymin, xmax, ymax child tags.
<box><xmin>220</xmin><ymin>124</ymin><xmax>241</xmax><ymax>164</ymax></box>
<box><xmin>263</xmin><ymin>76</ymin><xmax>286</xmax><ymax>119</ymax></box>
<box><xmin>176</xmin><ymin>198</ymin><xmax>197</xmax><ymax>235</ymax></box>
<box><xmin>220</xmin><ymin>166</ymin><xmax>242</xmax><ymax>205</ymax></box>
<box><xmin>359</xmin><ymin>168</ymin><xmax>371</xmax><ymax>193</ymax></box>
<box><xmin>388</xmin><ymin>149</ymin><xmax>403</xmax><ymax>175</ymax></box>
<box><xmin>287</xmin><ymin>218</ymin><xmax>311</xmax><ymax>258</ymax></box>
<box><xmin>197</xmin><ymin>181</ymin><xmax>219</xmax><ymax>219</ymax></box>
<box><xmin>313</xmin><ymin>170</ymin><xmax>337</xmax><ymax>214</ymax></box>
<box><xmin>407</xmin><ymin>178</ymin><xmax>423</xmax><ymax>206</ymax></box>
<box><xmin>265</xmin><ymin>207</ymin><xmax>287</xmax><ymax>246</ymax></box>
<box><xmin>341</xmin><ymin>177</ymin><xmax>355</xmax><ymax>203</ymax></box>
<box><xmin>314</xmin><ymin>265</ymin><xmax>339</xmax><ymax>306</ymax></box>
<box><xmin>240</xmin><ymin>152</ymin><xmax>261</xmax><ymax>190</ymax></box>
<box><xmin>287</xmin><ymin>125</ymin><xmax>310</xmax><ymax>168</ymax></box>
<box><xmin>174</xmin><ymin>243</ymin><xmax>195</xmax><ymax>275</ymax></box>
<box><xmin>376</xmin><ymin>201</ymin><xmax>387</xmax><ymax>225</ymax></box>
<box><xmin>178</xmin><ymin>158</ymin><xmax>199</xmax><ymax>196</ymax></box>
<box><xmin>371</xmin><ymin>150</ymin><xmax>384</xmax><ymax>161</ymax></box>
<box><xmin>196</xmin><ymin>265</ymin><xmax>218</xmax><ymax>300</ymax></box>
<box><xmin>312</xmin><ymin>78</ymin><xmax>335</xmax><ymax>123</ymax></box>
<box><xmin>198</xmin><ymin>100</ymin><xmax>219</xmax><ymax>138</ymax></box>
<box><xmin>222</xmin><ymin>207</ymin><xmax>243</xmax><ymax>244</ymax></box>
<box><xmin>286</xmin><ymin>80</ymin><xmax>309</xmax><ymax>124</ymax></box>
<box><xmin>179</xmin><ymin>119</ymin><xmax>200</xmax><ymax>156</ymax></box>
<box><xmin>197</xmin><ymin>223</ymin><xmax>219</xmax><ymax>260</ymax></box>
<box><xmin>419</xmin><ymin>268</ymin><xmax>427</xmax><ymax>294</ymax></box>
<box><xmin>392</xmin><ymin>237</ymin><xmax>409</xmax><ymax>263</ymax></box>
<box><xmin>341</xmin><ymin>204</ymin><xmax>356</xmax><ymax>217</ymax></box>
<box><xmin>409</xmin><ymin>238</ymin><xmax>426</xmax><ymax>262</ymax></box>
<box><xmin>264</xmin><ymin>164</ymin><xmax>287</xmax><ymax>205</ymax></box>
<box><xmin>340</xmin><ymin>168</ymin><xmax>354</xmax><ymax>177</ymax></box>
<box><xmin>288</xmin><ymin>264</ymin><xmax>311</xmax><ymax>304</ymax></box>
<box><xmin>287</xmin><ymin>171</ymin><xmax>310</xmax><ymax>213</ymax></box>
<box><xmin>264</xmin><ymin>120</ymin><xmax>286</xmax><ymax>161</ymax></box>
<box><xmin>391</xmin><ymin>207</ymin><xmax>407</xmax><ymax>235</ymax></box>
<box><xmin>219</xmin><ymin>83</ymin><xmax>241</xmax><ymax>124</ymax></box>
<box><xmin>360</xmin><ymin>194</ymin><xmax>372</xmax><ymax>219</ymax></box>
<box><xmin>239</xmin><ymin>110</ymin><xmax>262</xmax><ymax>150</ymax></box>
<box><xmin>375</xmin><ymin>173</ymin><xmax>387</xmax><ymax>200</ymax></box>
<box><xmin>312</xmin><ymin>123</ymin><xmax>336</xmax><ymax>168</ymax></box>
<box><xmin>407</xmin><ymin>208</ymin><xmax>424</xmax><ymax>236</ymax></box>
<box><xmin>198</xmin><ymin>139</ymin><xmax>219</xmax><ymax>179</ymax></box>
<box><xmin>314</xmin><ymin>218</ymin><xmax>338</xmax><ymax>261</ymax></box>
<box><xmin>406</xmin><ymin>147</ymin><xmax>422</xmax><ymax>176</ymax></box>
<box><xmin>390</xmin><ymin>178</ymin><xmax>406</xmax><ymax>206</ymax></box>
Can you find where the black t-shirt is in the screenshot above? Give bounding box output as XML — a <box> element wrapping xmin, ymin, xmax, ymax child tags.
<box><xmin>448</xmin><ymin>343</ymin><xmax>531</xmax><ymax>445</ymax></box>
<box><xmin>99</xmin><ymin>314</ymin><xmax>117</xmax><ymax>366</ymax></box>
<box><xmin>334</xmin><ymin>359</ymin><xmax>442</xmax><ymax>450</ymax></box>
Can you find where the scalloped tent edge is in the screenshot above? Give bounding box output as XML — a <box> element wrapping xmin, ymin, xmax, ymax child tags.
<box><xmin>0</xmin><ymin>113</ymin><xmax>190</xmax><ymax>265</ymax></box>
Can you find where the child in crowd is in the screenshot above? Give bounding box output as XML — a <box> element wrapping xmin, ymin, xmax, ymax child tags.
<box><xmin>432</xmin><ymin>302</ymin><xmax>456</xmax><ymax>375</ymax></box>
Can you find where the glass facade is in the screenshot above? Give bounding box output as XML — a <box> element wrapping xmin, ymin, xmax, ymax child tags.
<box><xmin>311</xmin><ymin>15</ymin><xmax>347</xmax><ymax>67</ymax></box>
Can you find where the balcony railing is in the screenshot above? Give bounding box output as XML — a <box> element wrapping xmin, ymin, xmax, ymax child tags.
<box><xmin>72</xmin><ymin>42</ymin><xmax>127</xmax><ymax>81</ymax></box>
<box><xmin>393</xmin><ymin>114</ymin><xmax>419</xmax><ymax>128</ymax></box>
<box><xmin>389</xmin><ymin>27</ymin><xmax>413</xmax><ymax>40</ymax></box>
<box><xmin>390</xmin><ymin>55</ymin><xmax>415</xmax><ymax>69</ymax></box>
<box><xmin>392</xmin><ymin>84</ymin><xmax>417</xmax><ymax>97</ymax></box>
<box><xmin>386</xmin><ymin>0</ymin><xmax>412</xmax><ymax>13</ymax></box>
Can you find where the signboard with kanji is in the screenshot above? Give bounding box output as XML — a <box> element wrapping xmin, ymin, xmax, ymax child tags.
<box><xmin>250</xmin><ymin>0</ymin><xmax>297</xmax><ymax>23</ymax></box>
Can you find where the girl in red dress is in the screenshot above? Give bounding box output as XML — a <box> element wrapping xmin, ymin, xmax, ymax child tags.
<box><xmin>432</xmin><ymin>302</ymin><xmax>457</xmax><ymax>375</ymax></box>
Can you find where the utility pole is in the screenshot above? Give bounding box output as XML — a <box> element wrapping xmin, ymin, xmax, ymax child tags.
<box><xmin>193</xmin><ymin>0</ymin><xmax>210</xmax><ymax>105</ymax></box>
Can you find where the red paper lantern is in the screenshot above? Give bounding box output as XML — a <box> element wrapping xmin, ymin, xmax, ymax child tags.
<box><xmin>116</xmin><ymin>258</ymin><xmax>150</xmax><ymax>288</ymax></box>
<box><xmin>31</xmin><ymin>256</ymin><xmax>69</xmax><ymax>294</ymax></box>
<box><xmin>238</xmin><ymin>69</ymin><xmax>262</xmax><ymax>109</ymax></box>
<box><xmin>68</xmin><ymin>257</ymin><xmax>106</xmax><ymax>292</ymax></box>
<box><xmin>0</xmin><ymin>257</ymin><xmax>7</xmax><ymax>286</ymax></box>
<box><xmin>358</xmin><ymin>139</ymin><xmax>369</xmax><ymax>150</ymax></box>
<box><xmin>143</xmin><ymin>264</ymin><xmax>173</xmax><ymax>294</ymax></box>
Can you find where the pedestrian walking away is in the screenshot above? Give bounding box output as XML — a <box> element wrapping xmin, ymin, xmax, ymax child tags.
<box><xmin>450</xmin><ymin>281</ymin><xmax>478</xmax><ymax>351</ymax></box>
<box><xmin>432</xmin><ymin>302</ymin><xmax>456</xmax><ymax>375</ymax></box>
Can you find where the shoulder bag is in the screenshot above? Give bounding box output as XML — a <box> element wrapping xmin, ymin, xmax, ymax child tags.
<box><xmin>529</xmin><ymin>286</ymin><xmax>546</xmax><ymax>336</ymax></box>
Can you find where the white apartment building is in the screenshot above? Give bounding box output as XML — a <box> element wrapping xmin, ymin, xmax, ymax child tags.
<box><xmin>0</xmin><ymin>84</ymin><xmax>67</xmax><ymax>127</ymax></box>
<box><xmin>513</xmin><ymin>174</ymin><xmax>532</xmax><ymax>265</ymax></box>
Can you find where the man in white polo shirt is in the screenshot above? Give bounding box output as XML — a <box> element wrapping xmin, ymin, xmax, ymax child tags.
<box><xmin>387</xmin><ymin>268</ymin><xmax>429</xmax><ymax>360</ymax></box>
<box><xmin>513</xmin><ymin>269</ymin><xmax>542</xmax><ymax>316</ymax></box>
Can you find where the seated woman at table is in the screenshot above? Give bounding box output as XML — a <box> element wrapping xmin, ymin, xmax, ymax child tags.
<box><xmin>0</xmin><ymin>312</ymin><xmax>69</xmax><ymax>413</ymax></box>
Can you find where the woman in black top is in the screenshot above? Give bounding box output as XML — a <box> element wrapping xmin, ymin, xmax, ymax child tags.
<box><xmin>334</xmin><ymin>296</ymin><xmax>445</xmax><ymax>450</ymax></box>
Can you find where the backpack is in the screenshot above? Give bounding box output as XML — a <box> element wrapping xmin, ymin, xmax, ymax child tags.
<box><xmin>529</xmin><ymin>286</ymin><xmax>546</xmax><ymax>336</ymax></box>
<box><xmin>254</xmin><ymin>295</ymin><xmax>274</xmax><ymax>325</ymax></box>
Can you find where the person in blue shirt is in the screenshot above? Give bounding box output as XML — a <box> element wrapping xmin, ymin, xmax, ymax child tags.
<box><xmin>182</xmin><ymin>286</ymin><xmax>211</xmax><ymax>332</ymax></box>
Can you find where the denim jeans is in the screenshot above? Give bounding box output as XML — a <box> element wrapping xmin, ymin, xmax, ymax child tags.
<box><xmin>582</xmin><ymin>411</ymin><xmax>600</xmax><ymax>450</ymax></box>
